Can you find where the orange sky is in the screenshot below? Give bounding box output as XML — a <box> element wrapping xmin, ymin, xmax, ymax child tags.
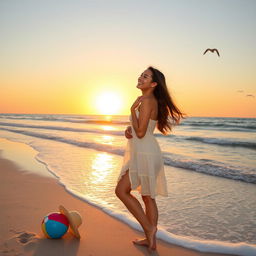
<box><xmin>0</xmin><ymin>1</ymin><xmax>255</xmax><ymax>117</ymax></box>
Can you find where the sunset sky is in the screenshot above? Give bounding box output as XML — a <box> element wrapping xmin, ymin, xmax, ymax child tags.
<box><xmin>0</xmin><ymin>0</ymin><xmax>255</xmax><ymax>117</ymax></box>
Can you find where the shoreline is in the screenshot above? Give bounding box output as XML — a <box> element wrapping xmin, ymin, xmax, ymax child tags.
<box><xmin>0</xmin><ymin>139</ymin><xmax>230</xmax><ymax>256</ymax></box>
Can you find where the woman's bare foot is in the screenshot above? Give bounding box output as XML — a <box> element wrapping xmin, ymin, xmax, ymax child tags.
<box><xmin>132</xmin><ymin>238</ymin><xmax>148</xmax><ymax>247</ymax></box>
<box><xmin>146</xmin><ymin>226</ymin><xmax>157</xmax><ymax>251</ymax></box>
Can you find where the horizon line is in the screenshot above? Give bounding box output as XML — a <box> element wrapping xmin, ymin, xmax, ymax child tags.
<box><xmin>0</xmin><ymin>113</ymin><xmax>255</xmax><ymax>119</ymax></box>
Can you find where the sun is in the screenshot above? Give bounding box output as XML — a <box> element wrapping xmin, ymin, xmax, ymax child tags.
<box><xmin>96</xmin><ymin>92</ymin><xmax>122</xmax><ymax>115</ymax></box>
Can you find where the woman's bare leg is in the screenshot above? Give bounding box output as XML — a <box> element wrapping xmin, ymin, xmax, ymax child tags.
<box><xmin>133</xmin><ymin>196</ymin><xmax>158</xmax><ymax>248</ymax></box>
<box><xmin>143</xmin><ymin>195</ymin><xmax>158</xmax><ymax>226</ymax></box>
<box><xmin>115</xmin><ymin>171</ymin><xmax>156</xmax><ymax>250</ymax></box>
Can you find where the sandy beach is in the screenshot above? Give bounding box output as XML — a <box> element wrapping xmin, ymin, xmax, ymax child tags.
<box><xmin>0</xmin><ymin>145</ymin><xmax>231</xmax><ymax>256</ymax></box>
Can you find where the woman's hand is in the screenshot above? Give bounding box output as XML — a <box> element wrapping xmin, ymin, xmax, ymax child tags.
<box><xmin>130</xmin><ymin>96</ymin><xmax>144</xmax><ymax>111</ymax></box>
<box><xmin>125</xmin><ymin>126</ymin><xmax>133</xmax><ymax>139</ymax></box>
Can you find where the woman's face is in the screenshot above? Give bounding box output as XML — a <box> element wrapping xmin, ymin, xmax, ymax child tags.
<box><xmin>137</xmin><ymin>69</ymin><xmax>155</xmax><ymax>90</ymax></box>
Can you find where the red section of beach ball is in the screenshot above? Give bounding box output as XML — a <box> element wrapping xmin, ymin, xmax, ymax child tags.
<box><xmin>47</xmin><ymin>212</ymin><xmax>69</xmax><ymax>226</ymax></box>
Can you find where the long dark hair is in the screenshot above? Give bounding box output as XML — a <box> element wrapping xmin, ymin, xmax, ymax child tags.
<box><xmin>148</xmin><ymin>66</ymin><xmax>186</xmax><ymax>135</ymax></box>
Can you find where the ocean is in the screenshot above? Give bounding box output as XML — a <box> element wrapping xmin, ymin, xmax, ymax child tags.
<box><xmin>0</xmin><ymin>113</ymin><xmax>255</xmax><ymax>255</ymax></box>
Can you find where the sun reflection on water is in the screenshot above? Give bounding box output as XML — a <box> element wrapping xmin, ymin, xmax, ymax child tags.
<box><xmin>91</xmin><ymin>153</ymin><xmax>114</xmax><ymax>184</ymax></box>
<box><xmin>102</xmin><ymin>125</ymin><xmax>115</xmax><ymax>131</ymax></box>
<box><xmin>95</xmin><ymin>135</ymin><xmax>114</xmax><ymax>145</ymax></box>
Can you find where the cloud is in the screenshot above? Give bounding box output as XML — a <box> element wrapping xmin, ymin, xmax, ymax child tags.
<box><xmin>236</xmin><ymin>90</ymin><xmax>255</xmax><ymax>98</ymax></box>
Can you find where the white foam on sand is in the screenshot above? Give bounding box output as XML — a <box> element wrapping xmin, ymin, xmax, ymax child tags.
<box><xmin>0</xmin><ymin>138</ymin><xmax>55</xmax><ymax>178</ymax></box>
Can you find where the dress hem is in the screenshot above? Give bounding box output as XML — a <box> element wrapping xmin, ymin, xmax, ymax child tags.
<box><xmin>117</xmin><ymin>167</ymin><xmax>168</xmax><ymax>199</ymax></box>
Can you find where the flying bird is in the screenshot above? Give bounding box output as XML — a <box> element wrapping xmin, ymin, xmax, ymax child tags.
<box><xmin>237</xmin><ymin>90</ymin><xmax>244</xmax><ymax>93</ymax></box>
<box><xmin>203</xmin><ymin>48</ymin><xmax>220</xmax><ymax>57</ymax></box>
<box><xmin>246</xmin><ymin>94</ymin><xmax>255</xmax><ymax>98</ymax></box>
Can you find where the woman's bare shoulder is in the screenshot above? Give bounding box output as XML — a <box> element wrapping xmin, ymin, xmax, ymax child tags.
<box><xmin>139</xmin><ymin>96</ymin><xmax>154</xmax><ymax>108</ymax></box>
<box><xmin>140</xmin><ymin>96</ymin><xmax>158</xmax><ymax>119</ymax></box>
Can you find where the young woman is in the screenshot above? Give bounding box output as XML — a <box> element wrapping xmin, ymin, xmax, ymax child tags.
<box><xmin>115</xmin><ymin>66</ymin><xmax>185</xmax><ymax>251</ymax></box>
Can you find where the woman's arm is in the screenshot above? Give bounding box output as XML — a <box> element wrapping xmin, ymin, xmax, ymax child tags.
<box><xmin>131</xmin><ymin>98</ymin><xmax>152</xmax><ymax>139</ymax></box>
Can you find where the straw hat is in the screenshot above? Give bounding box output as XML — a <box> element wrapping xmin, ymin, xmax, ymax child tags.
<box><xmin>59</xmin><ymin>205</ymin><xmax>82</xmax><ymax>239</ymax></box>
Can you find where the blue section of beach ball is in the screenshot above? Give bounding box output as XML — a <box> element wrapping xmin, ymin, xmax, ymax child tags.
<box><xmin>45</xmin><ymin>219</ymin><xmax>68</xmax><ymax>238</ymax></box>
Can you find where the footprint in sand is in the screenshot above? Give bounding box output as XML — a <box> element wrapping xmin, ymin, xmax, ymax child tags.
<box><xmin>0</xmin><ymin>231</ymin><xmax>38</xmax><ymax>255</ymax></box>
<box><xmin>9</xmin><ymin>230</ymin><xmax>37</xmax><ymax>244</ymax></box>
<box><xmin>17</xmin><ymin>232</ymin><xmax>36</xmax><ymax>244</ymax></box>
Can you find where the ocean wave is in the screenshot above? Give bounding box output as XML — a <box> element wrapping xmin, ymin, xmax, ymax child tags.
<box><xmin>2</xmin><ymin>122</ymin><xmax>256</xmax><ymax>151</ymax></box>
<box><xmin>0</xmin><ymin>121</ymin><xmax>124</xmax><ymax>136</ymax></box>
<box><xmin>1</xmin><ymin>114</ymin><xmax>256</xmax><ymax>131</ymax></box>
<box><xmin>164</xmin><ymin>157</ymin><xmax>256</xmax><ymax>184</ymax></box>
<box><xmin>0</xmin><ymin>127</ymin><xmax>124</xmax><ymax>156</ymax></box>
<box><xmin>1</xmin><ymin>127</ymin><xmax>255</xmax><ymax>184</ymax></box>
<box><xmin>0</xmin><ymin>114</ymin><xmax>129</xmax><ymax>125</ymax></box>
<box><xmin>186</xmin><ymin>136</ymin><xmax>256</xmax><ymax>150</ymax></box>
<box><xmin>181</xmin><ymin>120</ymin><xmax>256</xmax><ymax>131</ymax></box>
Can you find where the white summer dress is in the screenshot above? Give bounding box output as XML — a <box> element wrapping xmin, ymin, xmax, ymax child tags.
<box><xmin>117</xmin><ymin>109</ymin><xmax>168</xmax><ymax>199</ymax></box>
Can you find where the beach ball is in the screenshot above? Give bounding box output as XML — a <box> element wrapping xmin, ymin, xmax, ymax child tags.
<box><xmin>41</xmin><ymin>212</ymin><xmax>69</xmax><ymax>239</ymax></box>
